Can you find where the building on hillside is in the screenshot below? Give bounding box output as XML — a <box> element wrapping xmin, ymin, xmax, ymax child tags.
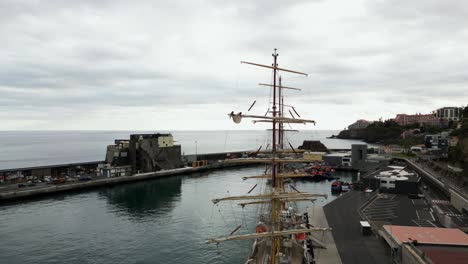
<box><xmin>425</xmin><ymin>132</ymin><xmax>449</xmax><ymax>154</ymax></box>
<box><xmin>348</xmin><ymin>119</ymin><xmax>372</xmax><ymax>130</ymax></box>
<box><xmin>435</xmin><ymin>107</ymin><xmax>463</xmax><ymax>122</ymax></box>
<box><xmin>401</xmin><ymin>129</ymin><xmax>420</xmax><ymax>139</ymax></box>
<box><xmin>393</xmin><ymin>113</ymin><xmax>441</xmax><ymax>127</ymax></box>
<box><xmin>383</xmin><ymin>145</ymin><xmax>404</xmax><ymax>154</ymax></box>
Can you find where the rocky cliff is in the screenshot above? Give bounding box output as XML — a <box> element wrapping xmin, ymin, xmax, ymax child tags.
<box><xmin>337</xmin><ymin>120</ymin><xmax>403</xmax><ymax>143</ymax></box>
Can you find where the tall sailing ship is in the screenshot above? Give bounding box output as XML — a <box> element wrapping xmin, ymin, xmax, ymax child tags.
<box><xmin>207</xmin><ymin>49</ymin><xmax>330</xmax><ymax>264</ymax></box>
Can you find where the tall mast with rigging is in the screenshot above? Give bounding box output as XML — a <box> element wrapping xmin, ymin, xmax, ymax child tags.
<box><xmin>209</xmin><ymin>49</ymin><xmax>328</xmax><ymax>264</ymax></box>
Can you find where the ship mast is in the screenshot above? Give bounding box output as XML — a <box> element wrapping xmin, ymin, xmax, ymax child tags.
<box><xmin>209</xmin><ymin>49</ymin><xmax>327</xmax><ymax>264</ymax></box>
<box><xmin>279</xmin><ymin>76</ymin><xmax>284</xmax><ymax>150</ymax></box>
<box><xmin>271</xmin><ymin>49</ymin><xmax>278</xmax><ymax>187</ymax></box>
<box><xmin>270</xmin><ymin>49</ymin><xmax>280</xmax><ymax>262</ymax></box>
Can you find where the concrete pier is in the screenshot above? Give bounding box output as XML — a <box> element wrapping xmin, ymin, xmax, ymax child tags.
<box><xmin>323</xmin><ymin>191</ymin><xmax>391</xmax><ymax>264</ymax></box>
<box><xmin>307</xmin><ymin>206</ymin><xmax>342</xmax><ymax>264</ymax></box>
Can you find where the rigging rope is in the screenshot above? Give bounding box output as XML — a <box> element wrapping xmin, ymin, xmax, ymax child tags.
<box><xmin>227</xmin><ymin>190</ymin><xmax>241</xmax><ymax>227</ymax></box>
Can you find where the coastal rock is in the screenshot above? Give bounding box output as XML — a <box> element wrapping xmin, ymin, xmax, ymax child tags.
<box><xmin>298</xmin><ymin>140</ymin><xmax>328</xmax><ymax>152</ymax></box>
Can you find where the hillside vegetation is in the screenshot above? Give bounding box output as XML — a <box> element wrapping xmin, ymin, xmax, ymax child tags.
<box><xmin>449</xmin><ymin>106</ymin><xmax>468</xmax><ymax>176</ymax></box>
<box><xmin>336</xmin><ymin>120</ymin><xmax>427</xmax><ymax>145</ymax></box>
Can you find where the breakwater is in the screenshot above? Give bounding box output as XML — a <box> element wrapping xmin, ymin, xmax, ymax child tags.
<box><xmin>0</xmin><ymin>161</ymin><xmax>250</xmax><ymax>202</ymax></box>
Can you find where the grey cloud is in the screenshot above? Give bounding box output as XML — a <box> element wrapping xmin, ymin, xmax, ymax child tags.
<box><xmin>1</xmin><ymin>0</ymin><xmax>467</xmax><ymax>130</ymax></box>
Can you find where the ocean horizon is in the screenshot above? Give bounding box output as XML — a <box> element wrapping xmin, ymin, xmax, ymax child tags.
<box><xmin>0</xmin><ymin>130</ymin><xmax>367</xmax><ymax>170</ymax></box>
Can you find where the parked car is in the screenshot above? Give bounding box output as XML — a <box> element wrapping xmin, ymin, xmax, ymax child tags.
<box><xmin>18</xmin><ymin>183</ymin><xmax>26</xmax><ymax>188</ymax></box>
<box><xmin>53</xmin><ymin>178</ymin><xmax>66</xmax><ymax>184</ymax></box>
<box><xmin>341</xmin><ymin>183</ymin><xmax>351</xmax><ymax>192</ymax></box>
<box><xmin>79</xmin><ymin>176</ymin><xmax>92</xmax><ymax>181</ymax></box>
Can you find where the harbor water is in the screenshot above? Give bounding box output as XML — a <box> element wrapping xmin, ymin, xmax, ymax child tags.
<box><xmin>0</xmin><ymin>166</ymin><xmax>356</xmax><ymax>264</ymax></box>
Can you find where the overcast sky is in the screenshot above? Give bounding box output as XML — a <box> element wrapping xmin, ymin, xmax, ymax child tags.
<box><xmin>1</xmin><ymin>0</ymin><xmax>467</xmax><ymax>131</ymax></box>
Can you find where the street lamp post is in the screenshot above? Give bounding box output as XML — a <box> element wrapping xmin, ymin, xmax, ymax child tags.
<box><xmin>195</xmin><ymin>140</ymin><xmax>198</xmax><ymax>161</ymax></box>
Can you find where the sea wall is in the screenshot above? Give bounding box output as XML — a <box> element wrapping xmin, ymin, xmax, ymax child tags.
<box><xmin>401</xmin><ymin>244</ymin><xmax>426</xmax><ymax>264</ymax></box>
<box><xmin>451</xmin><ymin>189</ymin><xmax>468</xmax><ymax>213</ymax></box>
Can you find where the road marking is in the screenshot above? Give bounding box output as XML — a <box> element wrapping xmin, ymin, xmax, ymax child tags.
<box><xmin>370</xmin><ymin>204</ymin><xmax>399</xmax><ymax>207</ymax></box>
<box><xmin>364</xmin><ymin>211</ymin><xmax>396</xmax><ymax>216</ymax></box>
<box><xmin>429</xmin><ymin>211</ymin><xmax>435</xmax><ymax>221</ymax></box>
<box><xmin>366</xmin><ymin>209</ymin><xmax>395</xmax><ymax>213</ymax></box>
<box><xmin>366</xmin><ymin>207</ymin><xmax>397</xmax><ymax>211</ymax></box>
<box><xmin>369</xmin><ymin>216</ymin><xmax>396</xmax><ymax>221</ymax></box>
<box><xmin>363</xmin><ymin>211</ymin><xmax>394</xmax><ymax>216</ymax></box>
<box><xmin>367</xmin><ymin>203</ymin><xmax>398</xmax><ymax>206</ymax></box>
<box><xmin>360</xmin><ymin>195</ymin><xmax>380</xmax><ymax>215</ymax></box>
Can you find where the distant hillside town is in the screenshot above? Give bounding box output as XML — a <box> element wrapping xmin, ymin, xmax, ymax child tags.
<box><xmin>347</xmin><ymin>106</ymin><xmax>464</xmax><ymax>131</ymax></box>
<box><xmin>337</xmin><ymin>105</ymin><xmax>468</xmax><ymax>181</ymax></box>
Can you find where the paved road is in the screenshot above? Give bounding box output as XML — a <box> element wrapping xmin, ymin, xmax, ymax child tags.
<box><xmin>407</xmin><ymin>158</ymin><xmax>468</xmax><ymax>198</ymax></box>
<box><xmin>324</xmin><ymin>191</ymin><xmax>391</xmax><ymax>264</ymax></box>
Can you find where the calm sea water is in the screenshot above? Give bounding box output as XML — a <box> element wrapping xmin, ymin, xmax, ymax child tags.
<box><xmin>0</xmin><ymin>166</ymin><xmax>356</xmax><ymax>264</ymax></box>
<box><xmin>0</xmin><ymin>130</ymin><xmax>369</xmax><ymax>170</ymax></box>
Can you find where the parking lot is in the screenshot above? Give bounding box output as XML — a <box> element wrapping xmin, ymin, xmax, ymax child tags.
<box><xmin>0</xmin><ymin>175</ymin><xmax>101</xmax><ymax>195</ymax></box>
<box><xmin>362</xmin><ymin>194</ymin><xmax>399</xmax><ymax>222</ymax></box>
<box><xmin>361</xmin><ymin>193</ymin><xmax>441</xmax><ymax>227</ymax></box>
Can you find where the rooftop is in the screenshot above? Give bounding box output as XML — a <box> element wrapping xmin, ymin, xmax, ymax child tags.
<box><xmin>417</xmin><ymin>245</ymin><xmax>468</xmax><ymax>264</ymax></box>
<box><xmin>383</xmin><ymin>225</ymin><xmax>468</xmax><ymax>246</ymax></box>
<box><xmin>365</xmin><ymin>166</ymin><xmax>420</xmax><ymax>182</ymax></box>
